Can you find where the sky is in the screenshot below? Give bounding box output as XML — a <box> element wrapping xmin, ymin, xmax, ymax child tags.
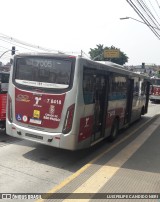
<box><xmin>0</xmin><ymin>0</ymin><xmax>160</xmax><ymax>66</ymax></box>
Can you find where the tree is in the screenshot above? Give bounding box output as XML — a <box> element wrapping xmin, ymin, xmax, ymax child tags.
<box><xmin>89</xmin><ymin>44</ymin><xmax>129</xmax><ymax>65</ymax></box>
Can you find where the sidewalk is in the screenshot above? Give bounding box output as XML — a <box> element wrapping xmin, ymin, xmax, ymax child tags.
<box><xmin>39</xmin><ymin>115</ymin><xmax>160</xmax><ymax>202</ymax></box>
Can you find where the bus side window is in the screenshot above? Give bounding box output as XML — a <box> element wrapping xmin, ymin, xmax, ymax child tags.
<box><xmin>141</xmin><ymin>81</ymin><xmax>146</xmax><ymax>96</ymax></box>
<box><xmin>109</xmin><ymin>76</ymin><xmax>127</xmax><ymax>100</ymax></box>
<box><xmin>133</xmin><ymin>81</ymin><xmax>139</xmax><ymax>96</ymax></box>
<box><xmin>83</xmin><ymin>74</ymin><xmax>95</xmax><ymax>104</ymax></box>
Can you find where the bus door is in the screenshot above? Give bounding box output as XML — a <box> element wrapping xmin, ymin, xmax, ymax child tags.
<box><xmin>91</xmin><ymin>74</ymin><xmax>108</xmax><ymax>143</ymax></box>
<box><xmin>125</xmin><ymin>79</ymin><xmax>134</xmax><ymax>124</ymax></box>
<box><xmin>144</xmin><ymin>81</ymin><xmax>150</xmax><ymax>113</ymax></box>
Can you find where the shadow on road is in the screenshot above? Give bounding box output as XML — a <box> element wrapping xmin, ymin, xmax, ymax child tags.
<box><xmin>20</xmin><ymin>116</ymin><xmax>152</xmax><ymax>173</ymax></box>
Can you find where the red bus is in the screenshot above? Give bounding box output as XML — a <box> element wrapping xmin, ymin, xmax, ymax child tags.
<box><xmin>0</xmin><ymin>72</ymin><xmax>9</xmax><ymax>128</ymax></box>
<box><xmin>6</xmin><ymin>53</ymin><xmax>150</xmax><ymax>150</ymax></box>
<box><xmin>150</xmin><ymin>78</ymin><xmax>160</xmax><ymax>102</ymax></box>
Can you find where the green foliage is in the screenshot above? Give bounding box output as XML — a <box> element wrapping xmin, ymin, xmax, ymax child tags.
<box><xmin>89</xmin><ymin>44</ymin><xmax>129</xmax><ymax>65</ymax></box>
<box><xmin>157</xmin><ymin>71</ymin><xmax>160</xmax><ymax>78</ymax></box>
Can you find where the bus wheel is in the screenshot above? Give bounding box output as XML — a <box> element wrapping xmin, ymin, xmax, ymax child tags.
<box><xmin>141</xmin><ymin>106</ymin><xmax>145</xmax><ymax>115</ymax></box>
<box><xmin>108</xmin><ymin>118</ymin><xmax>119</xmax><ymax>142</ymax></box>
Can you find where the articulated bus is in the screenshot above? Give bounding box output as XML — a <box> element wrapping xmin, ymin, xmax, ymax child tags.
<box><xmin>150</xmin><ymin>78</ymin><xmax>160</xmax><ymax>102</ymax></box>
<box><xmin>6</xmin><ymin>53</ymin><xmax>150</xmax><ymax>150</ymax></box>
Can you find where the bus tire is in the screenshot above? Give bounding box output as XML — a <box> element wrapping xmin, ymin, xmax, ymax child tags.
<box><xmin>141</xmin><ymin>106</ymin><xmax>145</xmax><ymax>116</ymax></box>
<box><xmin>137</xmin><ymin>107</ymin><xmax>143</xmax><ymax>120</ymax></box>
<box><xmin>108</xmin><ymin>118</ymin><xmax>119</xmax><ymax>142</ymax></box>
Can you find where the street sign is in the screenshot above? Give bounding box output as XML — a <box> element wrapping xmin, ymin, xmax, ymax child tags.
<box><xmin>104</xmin><ymin>49</ymin><xmax>120</xmax><ymax>58</ymax></box>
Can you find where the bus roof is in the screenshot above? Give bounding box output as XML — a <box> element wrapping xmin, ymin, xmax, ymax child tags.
<box><xmin>14</xmin><ymin>52</ymin><xmax>77</xmax><ymax>58</ymax></box>
<box><xmin>82</xmin><ymin>58</ymin><xmax>150</xmax><ymax>80</ymax></box>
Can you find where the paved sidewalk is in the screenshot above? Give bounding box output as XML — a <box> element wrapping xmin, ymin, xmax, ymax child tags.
<box><xmin>39</xmin><ymin>115</ymin><xmax>160</xmax><ymax>202</ymax></box>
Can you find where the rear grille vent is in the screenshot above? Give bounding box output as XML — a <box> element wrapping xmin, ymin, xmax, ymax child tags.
<box><xmin>25</xmin><ymin>133</ymin><xmax>43</xmax><ymax>140</ymax></box>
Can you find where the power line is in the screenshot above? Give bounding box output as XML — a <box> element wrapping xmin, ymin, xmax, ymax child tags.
<box><xmin>154</xmin><ymin>0</ymin><xmax>160</xmax><ymax>8</ymax></box>
<box><xmin>139</xmin><ymin>0</ymin><xmax>160</xmax><ymax>27</ymax></box>
<box><xmin>0</xmin><ymin>34</ymin><xmax>49</xmax><ymax>51</ymax></box>
<box><xmin>126</xmin><ymin>0</ymin><xmax>160</xmax><ymax>39</ymax></box>
<box><xmin>81</xmin><ymin>51</ymin><xmax>91</xmax><ymax>59</ymax></box>
<box><xmin>147</xmin><ymin>0</ymin><xmax>160</xmax><ymax>20</ymax></box>
<box><xmin>0</xmin><ymin>45</ymin><xmax>9</xmax><ymax>50</ymax></box>
<box><xmin>0</xmin><ymin>33</ymin><xmax>61</xmax><ymax>53</ymax></box>
<box><xmin>0</xmin><ymin>37</ymin><xmax>43</xmax><ymax>52</ymax></box>
<box><xmin>128</xmin><ymin>0</ymin><xmax>159</xmax><ymax>32</ymax></box>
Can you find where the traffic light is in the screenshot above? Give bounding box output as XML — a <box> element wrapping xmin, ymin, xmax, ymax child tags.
<box><xmin>11</xmin><ymin>46</ymin><xmax>15</xmax><ymax>55</ymax></box>
<box><xmin>142</xmin><ymin>62</ymin><xmax>145</xmax><ymax>69</ymax></box>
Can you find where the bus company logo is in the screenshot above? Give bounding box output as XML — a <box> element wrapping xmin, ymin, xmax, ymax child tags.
<box><xmin>49</xmin><ymin>105</ymin><xmax>55</xmax><ymax>115</ymax></box>
<box><xmin>16</xmin><ymin>94</ymin><xmax>30</xmax><ymax>102</ymax></box>
<box><xmin>34</xmin><ymin>97</ymin><xmax>42</xmax><ymax>105</ymax></box>
<box><xmin>33</xmin><ymin>97</ymin><xmax>42</xmax><ymax>107</ymax></box>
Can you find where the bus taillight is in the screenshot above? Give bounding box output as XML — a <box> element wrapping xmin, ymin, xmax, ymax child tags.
<box><xmin>62</xmin><ymin>104</ymin><xmax>75</xmax><ymax>134</ymax></box>
<box><xmin>8</xmin><ymin>94</ymin><xmax>13</xmax><ymax>123</ymax></box>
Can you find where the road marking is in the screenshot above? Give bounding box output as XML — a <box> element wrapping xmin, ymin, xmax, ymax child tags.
<box><xmin>62</xmin><ymin>118</ymin><xmax>160</xmax><ymax>202</ymax></box>
<box><xmin>36</xmin><ymin>116</ymin><xmax>159</xmax><ymax>202</ymax></box>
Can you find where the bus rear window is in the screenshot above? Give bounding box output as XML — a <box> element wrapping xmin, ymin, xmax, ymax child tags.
<box><xmin>0</xmin><ymin>74</ymin><xmax>9</xmax><ymax>83</ymax></box>
<box><xmin>0</xmin><ymin>73</ymin><xmax>9</xmax><ymax>92</ymax></box>
<box><xmin>15</xmin><ymin>57</ymin><xmax>72</xmax><ymax>89</ymax></box>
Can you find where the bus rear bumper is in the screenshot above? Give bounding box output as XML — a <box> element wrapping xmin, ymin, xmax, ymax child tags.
<box><xmin>6</xmin><ymin>120</ymin><xmax>77</xmax><ymax>150</ymax></box>
<box><xmin>150</xmin><ymin>95</ymin><xmax>160</xmax><ymax>101</ymax></box>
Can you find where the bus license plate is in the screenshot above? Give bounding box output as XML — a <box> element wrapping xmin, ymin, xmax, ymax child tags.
<box><xmin>29</xmin><ymin>118</ymin><xmax>42</xmax><ymax>124</ymax></box>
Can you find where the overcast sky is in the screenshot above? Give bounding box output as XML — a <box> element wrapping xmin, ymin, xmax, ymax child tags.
<box><xmin>0</xmin><ymin>0</ymin><xmax>160</xmax><ymax>65</ymax></box>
